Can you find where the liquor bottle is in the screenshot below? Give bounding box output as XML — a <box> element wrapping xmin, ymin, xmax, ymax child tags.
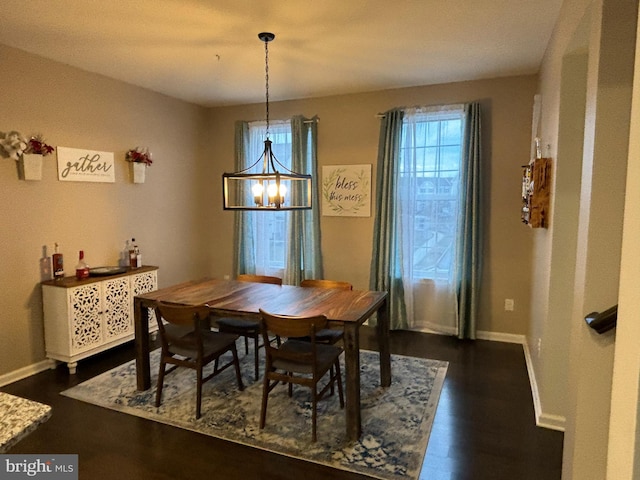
<box><xmin>53</xmin><ymin>242</ymin><xmax>64</xmax><ymax>280</ymax></box>
<box><xmin>75</xmin><ymin>250</ymin><xmax>90</xmax><ymax>280</ymax></box>
<box><xmin>40</xmin><ymin>245</ymin><xmax>52</xmax><ymax>282</ymax></box>
<box><xmin>134</xmin><ymin>242</ymin><xmax>141</xmax><ymax>268</ymax></box>
<box><xmin>129</xmin><ymin>238</ymin><xmax>137</xmax><ymax>268</ymax></box>
<box><xmin>117</xmin><ymin>239</ymin><xmax>130</xmax><ymax>267</ymax></box>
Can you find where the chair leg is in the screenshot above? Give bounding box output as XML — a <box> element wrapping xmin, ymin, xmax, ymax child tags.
<box><xmin>231</xmin><ymin>345</ymin><xmax>244</xmax><ymax>391</ymax></box>
<box><xmin>329</xmin><ymin>365</ymin><xmax>335</xmax><ymax>395</ymax></box>
<box><xmin>335</xmin><ymin>359</ymin><xmax>345</xmax><ymax>408</ymax></box>
<box><xmin>155</xmin><ymin>359</ymin><xmax>166</xmax><ymax>407</ymax></box>
<box><xmin>196</xmin><ymin>364</ymin><xmax>203</xmax><ymax>419</ymax></box>
<box><xmin>244</xmin><ymin>336</ymin><xmax>249</xmax><ymax>355</ymax></box>
<box><xmin>253</xmin><ymin>332</ymin><xmax>260</xmax><ymax>381</ymax></box>
<box><xmin>260</xmin><ymin>374</ymin><xmax>270</xmax><ymax>429</ymax></box>
<box><xmin>312</xmin><ymin>387</ymin><xmax>318</xmax><ymax>443</ymax></box>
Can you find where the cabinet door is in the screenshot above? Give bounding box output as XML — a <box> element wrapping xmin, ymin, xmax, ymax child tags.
<box><xmin>131</xmin><ymin>270</ymin><xmax>159</xmax><ymax>331</ymax></box>
<box><xmin>102</xmin><ymin>276</ymin><xmax>132</xmax><ymax>340</ymax></box>
<box><xmin>69</xmin><ymin>283</ymin><xmax>102</xmax><ymax>354</ymax></box>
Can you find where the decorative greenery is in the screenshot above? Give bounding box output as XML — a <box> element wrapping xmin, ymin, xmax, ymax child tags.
<box><xmin>0</xmin><ymin>131</ymin><xmax>27</xmax><ymax>161</ymax></box>
<box><xmin>26</xmin><ymin>135</ymin><xmax>55</xmax><ymax>156</ymax></box>
<box><xmin>0</xmin><ymin>131</ymin><xmax>54</xmax><ymax>160</ymax></box>
<box><xmin>126</xmin><ymin>146</ymin><xmax>153</xmax><ymax>166</ymax></box>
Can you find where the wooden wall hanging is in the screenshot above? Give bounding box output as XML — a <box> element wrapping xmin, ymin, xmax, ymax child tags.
<box><xmin>521</xmin><ymin>157</ymin><xmax>551</xmax><ymax>228</ymax></box>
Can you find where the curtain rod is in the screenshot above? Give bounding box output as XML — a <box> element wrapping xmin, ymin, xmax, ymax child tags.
<box><xmin>250</xmin><ymin>117</ymin><xmax>319</xmax><ymax>125</ymax></box>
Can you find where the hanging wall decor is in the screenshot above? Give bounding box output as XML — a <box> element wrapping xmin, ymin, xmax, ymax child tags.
<box><xmin>522</xmin><ymin>157</ymin><xmax>552</xmax><ymax>228</ymax></box>
<box><xmin>57</xmin><ymin>146</ymin><xmax>115</xmax><ymax>183</ymax></box>
<box><xmin>0</xmin><ymin>131</ymin><xmax>55</xmax><ymax>181</ymax></box>
<box><xmin>125</xmin><ymin>147</ymin><xmax>152</xmax><ymax>184</ymax></box>
<box><xmin>321</xmin><ymin>164</ymin><xmax>371</xmax><ymax>217</ymax></box>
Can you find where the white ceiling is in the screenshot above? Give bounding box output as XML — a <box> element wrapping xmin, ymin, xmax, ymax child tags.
<box><xmin>0</xmin><ymin>0</ymin><xmax>563</xmax><ymax>107</ymax></box>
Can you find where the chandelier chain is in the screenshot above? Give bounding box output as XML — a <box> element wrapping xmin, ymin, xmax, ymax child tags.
<box><xmin>264</xmin><ymin>37</ymin><xmax>270</xmax><ymax>138</ymax></box>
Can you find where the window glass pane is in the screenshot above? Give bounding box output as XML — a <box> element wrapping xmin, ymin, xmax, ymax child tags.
<box><xmin>399</xmin><ymin>110</ymin><xmax>464</xmax><ymax>281</ymax></box>
<box><xmin>246</xmin><ymin>122</ymin><xmax>291</xmax><ymax>275</ymax></box>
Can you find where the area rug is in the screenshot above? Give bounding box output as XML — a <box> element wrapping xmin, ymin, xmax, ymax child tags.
<box><xmin>62</xmin><ymin>347</ymin><xmax>447</xmax><ymax>480</ymax></box>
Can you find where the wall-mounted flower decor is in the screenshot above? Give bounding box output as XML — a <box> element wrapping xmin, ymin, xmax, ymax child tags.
<box><xmin>125</xmin><ymin>146</ymin><xmax>153</xmax><ymax>166</ymax></box>
<box><xmin>126</xmin><ymin>146</ymin><xmax>152</xmax><ymax>184</ymax></box>
<box><xmin>1</xmin><ymin>131</ymin><xmax>55</xmax><ymax>180</ymax></box>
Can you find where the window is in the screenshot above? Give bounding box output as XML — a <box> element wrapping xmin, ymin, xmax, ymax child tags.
<box><xmin>398</xmin><ymin>109</ymin><xmax>464</xmax><ymax>281</ymax></box>
<box><xmin>247</xmin><ymin>121</ymin><xmax>292</xmax><ymax>276</ymax></box>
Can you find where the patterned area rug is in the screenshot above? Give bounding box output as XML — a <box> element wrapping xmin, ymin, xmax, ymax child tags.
<box><xmin>62</xmin><ymin>347</ymin><xmax>447</xmax><ymax>480</ymax></box>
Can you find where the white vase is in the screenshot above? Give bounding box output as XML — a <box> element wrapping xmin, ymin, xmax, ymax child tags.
<box><xmin>21</xmin><ymin>154</ymin><xmax>43</xmax><ymax>181</ymax></box>
<box><xmin>131</xmin><ymin>162</ymin><xmax>146</xmax><ymax>184</ymax></box>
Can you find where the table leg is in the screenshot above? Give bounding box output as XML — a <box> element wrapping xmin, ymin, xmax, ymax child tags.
<box><xmin>377</xmin><ymin>298</ymin><xmax>391</xmax><ymax>387</ymax></box>
<box><xmin>134</xmin><ymin>297</ymin><xmax>151</xmax><ymax>391</ymax></box>
<box><xmin>343</xmin><ymin>323</ymin><xmax>361</xmax><ymax>441</ymax></box>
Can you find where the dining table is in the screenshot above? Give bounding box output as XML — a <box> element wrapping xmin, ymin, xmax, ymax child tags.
<box><xmin>133</xmin><ymin>277</ymin><xmax>390</xmax><ymax>442</ymax></box>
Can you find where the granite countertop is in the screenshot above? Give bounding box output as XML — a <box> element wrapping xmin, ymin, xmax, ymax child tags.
<box><xmin>0</xmin><ymin>392</ymin><xmax>52</xmax><ymax>452</ymax></box>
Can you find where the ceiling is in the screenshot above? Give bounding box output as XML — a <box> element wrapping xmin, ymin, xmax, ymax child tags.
<box><xmin>0</xmin><ymin>0</ymin><xmax>563</xmax><ymax>108</ymax></box>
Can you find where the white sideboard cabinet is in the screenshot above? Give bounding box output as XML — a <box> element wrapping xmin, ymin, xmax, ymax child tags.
<box><xmin>42</xmin><ymin>266</ymin><xmax>158</xmax><ymax>374</ymax></box>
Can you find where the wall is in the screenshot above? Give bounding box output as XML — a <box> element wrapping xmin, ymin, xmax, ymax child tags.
<box><xmin>607</xmin><ymin>9</ymin><xmax>640</xmax><ymax>476</ymax></box>
<box><xmin>534</xmin><ymin>0</ymin><xmax>637</xmax><ymax>478</ymax></box>
<box><xmin>206</xmin><ymin>76</ymin><xmax>538</xmax><ymax>337</ymax></box>
<box><xmin>0</xmin><ymin>44</ymin><xmax>209</xmax><ymax>379</ymax></box>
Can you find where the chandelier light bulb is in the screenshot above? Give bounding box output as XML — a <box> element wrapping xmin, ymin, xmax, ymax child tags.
<box><xmin>252</xmin><ymin>182</ymin><xmax>264</xmax><ymax>206</ymax></box>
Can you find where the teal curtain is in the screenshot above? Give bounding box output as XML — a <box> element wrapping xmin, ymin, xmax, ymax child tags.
<box><xmin>456</xmin><ymin>103</ymin><xmax>482</xmax><ymax>339</ymax></box>
<box><xmin>284</xmin><ymin>115</ymin><xmax>323</xmax><ymax>284</ymax></box>
<box><xmin>233</xmin><ymin>121</ymin><xmax>256</xmax><ymax>276</ymax></box>
<box><xmin>369</xmin><ymin>108</ymin><xmax>408</xmax><ymax>329</ymax></box>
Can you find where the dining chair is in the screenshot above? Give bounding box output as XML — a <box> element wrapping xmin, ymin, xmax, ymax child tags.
<box><xmin>216</xmin><ymin>274</ymin><xmax>282</xmax><ymax>381</ymax></box>
<box><xmin>299</xmin><ymin>279</ymin><xmax>353</xmax><ymax>344</ymax></box>
<box><xmin>154</xmin><ymin>301</ymin><xmax>244</xmax><ymax>419</ymax></box>
<box><xmin>259</xmin><ymin>309</ymin><xmax>344</xmax><ymax>442</ymax></box>
<box><xmin>299</xmin><ymin>279</ymin><xmax>353</xmax><ymax>394</ymax></box>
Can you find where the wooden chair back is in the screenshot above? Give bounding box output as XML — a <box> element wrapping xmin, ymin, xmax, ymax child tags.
<box><xmin>155</xmin><ymin>302</ymin><xmax>211</xmax><ymax>354</ymax></box>
<box><xmin>260</xmin><ymin>309</ymin><xmax>328</xmax><ymax>344</ymax></box>
<box><xmin>300</xmin><ymin>279</ymin><xmax>353</xmax><ymax>290</ymax></box>
<box><xmin>238</xmin><ymin>274</ymin><xmax>282</xmax><ymax>285</ymax></box>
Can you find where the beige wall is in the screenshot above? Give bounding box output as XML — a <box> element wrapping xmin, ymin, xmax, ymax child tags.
<box><xmin>535</xmin><ymin>0</ymin><xmax>638</xmax><ymax>478</ymax></box>
<box><xmin>0</xmin><ymin>43</ymin><xmax>537</xmax><ymax>379</ymax></box>
<box><xmin>207</xmin><ymin>76</ymin><xmax>538</xmax><ymax>336</ymax></box>
<box><xmin>0</xmin><ymin>44</ymin><xmax>209</xmax><ymax>377</ymax></box>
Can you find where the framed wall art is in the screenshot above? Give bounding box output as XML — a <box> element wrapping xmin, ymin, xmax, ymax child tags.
<box><xmin>57</xmin><ymin>146</ymin><xmax>115</xmax><ymax>183</ymax></box>
<box><xmin>321</xmin><ymin>164</ymin><xmax>371</xmax><ymax>217</ymax></box>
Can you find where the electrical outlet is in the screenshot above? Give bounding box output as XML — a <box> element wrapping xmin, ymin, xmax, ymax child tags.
<box><xmin>504</xmin><ymin>298</ymin><xmax>514</xmax><ymax>311</ymax></box>
<box><xmin>537</xmin><ymin>338</ymin><xmax>542</xmax><ymax>357</ymax></box>
<box><xmin>223</xmin><ymin>274</ymin><xmax>230</xmax><ymax>280</ymax></box>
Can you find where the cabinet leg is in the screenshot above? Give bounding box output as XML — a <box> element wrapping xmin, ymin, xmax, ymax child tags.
<box><xmin>67</xmin><ymin>362</ymin><xmax>78</xmax><ymax>375</ymax></box>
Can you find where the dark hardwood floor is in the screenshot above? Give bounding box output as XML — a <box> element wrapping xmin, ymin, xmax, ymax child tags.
<box><xmin>2</xmin><ymin>328</ymin><xmax>563</xmax><ymax>480</ymax></box>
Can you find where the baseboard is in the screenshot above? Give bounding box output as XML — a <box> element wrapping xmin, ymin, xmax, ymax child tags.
<box><xmin>0</xmin><ymin>359</ymin><xmax>55</xmax><ymax>388</ymax></box>
<box><xmin>476</xmin><ymin>330</ymin><xmax>526</xmax><ymax>344</ymax></box>
<box><xmin>522</xmin><ymin>340</ymin><xmax>566</xmax><ymax>432</ymax></box>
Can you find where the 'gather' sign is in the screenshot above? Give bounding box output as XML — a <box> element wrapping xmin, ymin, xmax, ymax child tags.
<box><xmin>56</xmin><ymin>146</ymin><xmax>115</xmax><ymax>183</ymax></box>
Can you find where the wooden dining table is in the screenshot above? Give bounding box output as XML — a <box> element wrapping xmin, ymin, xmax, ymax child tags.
<box><xmin>133</xmin><ymin>277</ymin><xmax>390</xmax><ymax>442</ymax></box>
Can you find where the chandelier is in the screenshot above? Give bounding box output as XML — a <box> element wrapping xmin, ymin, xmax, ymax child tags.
<box><xmin>222</xmin><ymin>32</ymin><xmax>312</xmax><ymax>210</ymax></box>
